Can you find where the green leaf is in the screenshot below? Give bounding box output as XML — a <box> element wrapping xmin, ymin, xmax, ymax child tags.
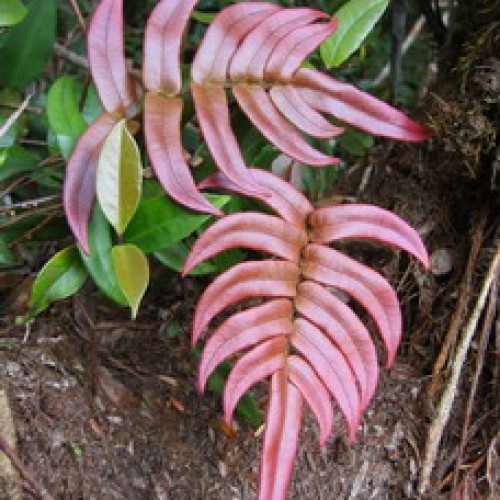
<box><xmin>154</xmin><ymin>242</ymin><xmax>218</xmax><ymax>276</ymax></box>
<box><xmin>123</xmin><ymin>194</ymin><xmax>230</xmax><ymax>254</ymax></box>
<box><xmin>207</xmin><ymin>367</ymin><xmax>261</xmax><ymax>426</ymax></box>
<box><xmin>79</xmin><ymin>205</ymin><xmax>128</xmax><ymax>307</ymax></box>
<box><xmin>111</xmin><ymin>244</ymin><xmax>149</xmax><ymax>319</ymax></box>
<box><xmin>320</xmin><ymin>0</ymin><xmax>389</xmax><ymax>68</ymax></box>
<box><xmin>0</xmin><ymin>238</ymin><xmax>17</xmax><ymax>266</ymax></box>
<box><xmin>29</xmin><ymin>246</ymin><xmax>87</xmax><ymax>318</ymax></box>
<box><xmin>47</xmin><ymin>77</ymin><xmax>88</xmax><ymax>159</ymax></box>
<box><xmin>191</xmin><ymin>349</ymin><xmax>262</xmax><ymax>427</ymax></box>
<box><xmin>82</xmin><ymin>84</ymin><xmax>104</xmax><ymax>125</ymax></box>
<box><xmin>96</xmin><ymin>119</ymin><xmax>142</xmax><ymax>235</ymax></box>
<box><xmin>0</xmin><ymin>0</ymin><xmax>57</xmax><ymax>88</ymax></box>
<box><xmin>0</xmin><ymin>145</ymin><xmax>39</xmax><ymax>182</ymax></box>
<box><xmin>0</xmin><ymin>0</ymin><xmax>27</xmax><ymax>26</ymax></box>
<box><xmin>191</xmin><ymin>10</ymin><xmax>216</xmax><ymax>23</ymax></box>
<box><xmin>153</xmin><ymin>241</ymin><xmax>244</xmax><ymax>276</ymax></box>
<box><xmin>338</xmin><ymin>126</ymin><xmax>374</xmax><ymax>156</ymax></box>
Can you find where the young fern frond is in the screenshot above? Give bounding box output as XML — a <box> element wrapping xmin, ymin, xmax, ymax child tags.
<box><xmin>185</xmin><ymin>169</ymin><xmax>429</xmax><ymax>499</ymax></box>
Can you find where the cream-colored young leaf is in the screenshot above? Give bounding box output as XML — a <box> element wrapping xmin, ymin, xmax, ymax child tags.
<box><xmin>96</xmin><ymin>119</ymin><xmax>142</xmax><ymax>234</ymax></box>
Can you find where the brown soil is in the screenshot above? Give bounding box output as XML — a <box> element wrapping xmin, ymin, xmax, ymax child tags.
<box><xmin>1</xmin><ymin>134</ymin><xmax>498</xmax><ymax>499</ymax></box>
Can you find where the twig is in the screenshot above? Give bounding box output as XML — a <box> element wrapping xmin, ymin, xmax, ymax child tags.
<box><xmin>10</xmin><ymin>212</ymin><xmax>58</xmax><ymax>247</ymax></box>
<box><xmin>0</xmin><ymin>204</ymin><xmax>62</xmax><ymax>230</ymax></box>
<box><xmin>0</xmin><ymin>195</ymin><xmax>60</xmax><ymax>214</ymax></box>
<box><xmin>0</xmin><ymin>94</ymin><xmax>33</xmax><ymax>141</ymax></box>
<box><xmin>0</xmin><ymin>390</ymin><xmax>21</xmax><ymax>499</ymax></box>
<box><xmin>389</xmin><ymin>0</ymin><xmax>407</xmax><ymax>102</ymax></box>
<box><xmin>427</xmin><ymin>217</ymin><xmax>486</xmax><ymax>397</ymax></box>
<box><xmin>452</xmin><ymin>272</ymin><xmax>498</xmax><ymax>493</ymax></box>
<box><xmin>0</xmin><ymin>102</ymin><xmax>43</xmax><ymax>115</ymax></box>
<box><xmin>370</xmin><ymin>16</ymin><xmax>426</xmax><ymax>88</ymax></box>
<box><xmin>419</xmin><ymin>245</ymin><xmax>500</xmax><ymax>495</ymax></box>
<box><xmin>53</xmin><ymin>42</ymin><xmax>142</xmax><ymax>80</ymax></box>
<box><xmin>0</xmin><ymin>434</ymin><xmax>55</xmax><ymax>500</ymax></box>
<box><xmin>69</xmin><ymin>0</ymin><xmax>86</xmax><ymax>32</ymax></box>
<box><xmin>416</xmin><ymin>0</ymin><xmax>447</xmax><ymax>45</ymax></box>
<box><xmin>0</xmin><ymin>176</ymin><xmax>29</xmax><ymax>199</ymax></box>
<box><xmin>53</xmin><ymin>42</ymin><xmax>89</xmax><ymax>70</ymax></box>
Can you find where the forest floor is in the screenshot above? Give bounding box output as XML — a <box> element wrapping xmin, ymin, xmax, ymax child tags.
<box><xmin>1</xmin><ymin>126</ymin><xmax>498</xmax><ymax>499</ymax></box>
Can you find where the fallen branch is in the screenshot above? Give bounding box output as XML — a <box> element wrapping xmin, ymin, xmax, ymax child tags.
<box><xmin>0</xmin><ymin>390</ymin><xmax>21</xmax><ymax>500</ymax></box>
<box><xmin>427</xmin><ymin>217</ymin><xmax>486</xmax><ymax>397</ymax></box>
<box><xmin>0</xmin><ymin>433</ymin><xmax>55</xmax><ymax>500</ymax></box>
<box><xmin>419</xmin><ymin>244</ymin><xmax>500</xmax><ymax>494</ymax></box>
<box><xmin>452</xmin><ymin>271</ymin><xmax>498</xmax><ymax>493</ymax></box>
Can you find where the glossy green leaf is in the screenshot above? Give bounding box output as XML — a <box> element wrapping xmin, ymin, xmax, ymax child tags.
<box><xmin>47</xmin><ymin>77</ymin><xmax>88</xmax><ymax>159</ymax></box>
<box><xmin>96</xmin><ymin>119</ymin><xmax>142</xmax><ymax>235</ymax></box>
<box><xmin>28</xmin><ymin>246</ymin><xmax>87</xmax><ymax>318</ymax></box>
<box><xmin>0</xmin><ymin>0</ymin><xmax>57</xmax><ymax>88</ymax></box>
<box><xmin>154</xmin><ymin>241</ymin><xmax>244</xmax><ymax>276</ymax></box>
<box><xmin>79</xmin><ymin>205</ymin><xmax>128</xmax><ymax>307</ymax></box>
<box><xmin>0</xmin><ymin>145</ymin><xmax>39</xmax><ymax>182</ymax></box>
<box><xmin>191</xmin><ymin>349</ymin><xmax>262</xmax><ymax>427</ymax></box>
<box><xmin>0</xmin><ymin>0</ymin><xmax>27</xmax><ymax>26</ymax></box>
<box><xmin>154</xmin><ymin>243</ymin><xmax>218</xmax><ymax>276</ymax></box>
<box><xmin>111</xmin><ymin>244</ymin><xmax>149</xmax><ymax>319</ymax></box>
<box><xmin>82</xmin><ymin>85</ymin><xmax>105</xmax><ymax>125</ymax></box>
<box><xmin>338</xmin><ymin>126</ymin><xmax>374</xmax><ymax>156</ymax></box>
<box><xmin>0</xmin><ymin>238</ymin><xmax>17</xmax><ymax>266</ymax></box>
<box><xmin>207</xmin><ymin>365</ymin><xmax>262</xmax><ymax>427</ymax></box>
<box><xmin>123</xmin><ymin>194</ymin><xmax>230</xmax><ymax>254</ymax></box>
<box><xmin>320</xmin><ymin>0</ymin><xmax>389</xmax><ymax>68</ymax></box>
<box><xmin>191</xmin><ymin>10</ymin><xmax>216</xmax><ymax>23</ymax></box>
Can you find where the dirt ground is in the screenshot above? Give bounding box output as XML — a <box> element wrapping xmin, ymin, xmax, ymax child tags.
<box><xmin>1</xmin><ymin>125</ymin><xmax>498</xmax><ymax>499</ymax></box>
<box><xmin>1</xmin><ymin>13</ymin><xmax>499</xmax><ymax>500</ymax></box>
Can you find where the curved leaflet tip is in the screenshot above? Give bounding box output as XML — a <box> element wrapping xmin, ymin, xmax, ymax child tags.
<box><xmin>296</xmin><ymin>281</ymin><xmax>379</xmax><ymax>410</ymax></box>
<box><xmin>223</xmin><ymin>337</ymin><xmax>287</xmax><ymax>425</ymax></box>
<box><xmin>191</xmin><ymin>83</ymin><xmax>270</xmax><ymax>196</ymax></box>
<box><xmin>183</xmin><ymin>212</ymin><xmax>306</xmax><ymax>273</ymax></box>
<box><xmin>233</xmin><ymin>84</ymin><xmax>340</xmax><ymax>166</ymax></box>
<box><xmin>309</xmin><ymin>204</ymin><xmax>430</xmax><ymax>267</ymax></box>
<box><xmin>88</xmin><ymin>0</ymin><xmax>137</xmax><ymax>115</ymax></box>
<box><xmin>191</xmin><ymin>260</ymin><xmax>299</xmax><ymax>343</ymax></box>
<box><xmin>144</xmin><ymin>93</ymin><xmax>221</xmax><ymax>216</ymax></box>
<box><xmin>198</xmin><ymin>300</ymin><xmax>293</xmax><ymax>392</ymax></box>
<box><xmin>64</xmin><ymin>113</ymin><xmax>118</xmax><ymax>253</ymax></box>
<box><xmin>302</xmin><ymin>244</ymin><xmax>402</xmax><ymax>367</ymax></box>
<box><xmin>229</xmin><ymin>8</ymin><xmax>327</xmax><ymax>80</ymax></box>
<box><xmin>294</xmin><ymin>68</ymin><xmax>433</xmax><ymax>142</ymax></box>
<box><xmin>292</xmin><ymin>318</ymin><xmax>361</xmax><ymax>441</ymax></box>
<box><xmin>199</xmin><ymin>169</ymin><xmax>313</xmax><ymax>226</ymax></box>
<box><xmin>192</xmin><ymin>2</ymin><xmax>280</xmax><ymax>83</ymax></box>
